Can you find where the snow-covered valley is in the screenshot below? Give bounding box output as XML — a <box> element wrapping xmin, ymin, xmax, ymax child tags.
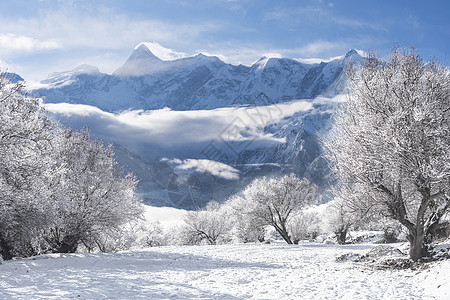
<box><xmin>1</xmin><ymin>0</ymin><xmax>449</xmax><ymax>298</ymax></box>
<box><xmin>1</xmin><ymin>241</ymin><xmax>448</xmax><ymax>299</ymax></box>
<box><xmin>30</xmin><ymin>43</ymin><xmax>360</xmax><ymax>209</ymax></box>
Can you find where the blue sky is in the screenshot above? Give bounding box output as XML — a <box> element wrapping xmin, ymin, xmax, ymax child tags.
<box><xmin>0</xmin><ymin>0</ymin><xmax>448</xmax><ymax>81</ymax></box>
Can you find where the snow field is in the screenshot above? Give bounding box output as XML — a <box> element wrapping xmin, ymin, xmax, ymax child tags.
<box><xmin>1</xmin><ymin>241</ymin><xmax>448</xmax><ymax>299</ymax></box>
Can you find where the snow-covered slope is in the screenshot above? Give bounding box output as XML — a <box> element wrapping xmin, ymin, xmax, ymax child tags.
<box><xmin>32</xmin><ymin>43</ymin><xmax>363</xmax><ymax>111</ymax></box>
<box><xmin>0</xmin><ymin>242</ymin><xmax>447</xmax><ymax>299</ymax></box>
<box><xmin>3</xmin><ymin>72</ymin><xmax>24</xmax><ymax>83</ymax></box>
<box><xmin>46</xmin><ymin>97</ymin><xmax>340</xmax><ymax>209</ymax></box>
<box><xmin>36</xmin><ymin>44</ymin><xmax>363</xmax><ymax>209</ymax></box>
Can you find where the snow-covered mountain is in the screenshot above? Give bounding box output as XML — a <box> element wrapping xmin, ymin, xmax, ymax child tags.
<box><xmin>33</xmin><ymin>44</ymin><xmax>363</xmax><ymax>111</ymax></box>
<box><xmin>46</xmin><ymin>97</ymin><xmax>340</xmax><ymax>209</ymax></box>
<box><xmin>35</xmin><ymin>44</ymin><xmax>363</xmax><ymax>209</ymax></box>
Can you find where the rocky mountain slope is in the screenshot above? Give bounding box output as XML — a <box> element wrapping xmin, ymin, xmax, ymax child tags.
<box><xmin>34</xmin><ymin>44</ymin><xmax>363</xmax><ymax>209</ymax></box>
<box><xmin>33</xmin><ymin>44</ymin><xmax>362</xmax><ymax>111</ymax></box>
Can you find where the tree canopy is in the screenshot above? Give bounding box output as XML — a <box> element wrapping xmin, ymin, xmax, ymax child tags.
<box><xmin>325</xmin><ymin>47</ymin><xmax>450</xmax><ymax>261</ymax></box>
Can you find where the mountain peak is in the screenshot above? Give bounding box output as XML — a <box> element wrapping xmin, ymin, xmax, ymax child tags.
<box><xmin>3</xmin><ymin>72</ymin><xmax>24</xmax><ymax>83</ymax></box>
<box><xmin>135</xmin><ymin>42</ymin><xmax>189</xmax><ymax>61</ymax></box>
<box><xmin>191</xmin><ymin>53</ymin><xmax>224</xmax><ymax>64</ymax></box>
<box><xmin>345</xmin><ymin>49</ymin><xmax>359</xmax><ymax>58</ymax></box>
<box><xmin>114</xmin><ymin>43</ymin><xmax>166</xmax><ymax>77</ymax></box>
<box><xmin>343</xmin><ymin>49</ymin><xmax>364</xmax><ymax>65</ymax></box>
<box><xmin>129</xmin><ymin>43</ymin><xmax>161</xmax><ymax>61</ymax></box>
<box><xmin>46</xmin><ymin>64</ymin><xmax>100</xmax><ymax>80</ymax></box>
<box><xmin>72</xmin><ymin>64</ymin><xmax>100</xmax><ymax>74</ymax></box>
<box><xmin>251</xmin><ymin>56</ymin><xmax>284</xmax><ymax>70</ymax></box>
<box><xmin>251</xmin><ymin>56</ymin><xmax>269</xmax><ymax>69</ymax></box>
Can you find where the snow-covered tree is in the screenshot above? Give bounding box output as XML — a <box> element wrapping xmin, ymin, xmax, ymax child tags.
<box><xmin>183</xmin><ymin>201</ymin><xmax>232</xmax><ymax>245</ymax></box>
<box><xmin>45</xmin><ymin>129</ymin><xmax>143</xmax><ymax>253</ymax></box>
<box><xmin>324</xmin><ymin>47</ymin><xmax>450</xmax><ymax>261</ymax></box>
<box><xmin>224</xmin><ymin>195</ymin><xmax>267</xmax><ymax>243</ymax></box>
<box><xmin>240</xmin><ymin>174</ymin><xmax>319</xmax><ymax>244</ymax></box>
<box><xmin>324</xmin><ymin>197</ymin><xmax>359</xmax><ymax>244</ymax></box>
<box><xmin>0</xmin><ymin>72</ymin><xmax>144</xmax><ymax>259</ymax></box>
<box><xmin>288</xmin><ymin>209</ymin><xmax>321</xmax><ymax>244</ymax></box>
<box><xmin>0</xmin><ymin>73</ymin><xmax>56</xmax><ymax>259</ymax></box>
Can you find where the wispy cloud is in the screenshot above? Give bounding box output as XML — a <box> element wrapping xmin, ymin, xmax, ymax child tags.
<box><xmin>0</xmin><ymin>4</ymin><xmax>220</xmax><ymax>53</ymax></box>
<box><xmin>0</xmin><ymin>3</ymin><xmax>221</xmax><ymax>80</ymax></box>
<box><xmin>296</xmin><ymin>40</ymin><xmax>349</xmax><ymax>57</ymax></box>
<box><xmin>139</xmin><ymin>42</ymin><xmax>189</xmax><ymax>61</ymax></box>
<box><xmin>44</xmin><ymin>98</ymin><xmax>319</xmax><ymax>160</ymax></box>
<box><xmin>0</xmin><ymin>58</ymin><xmax>12</xmax><ymax>70</ymax></box>
<box><xmin>264</xmin><ymin>4</ymin><xmax>385</xmax><ymax>31</ymax></box>
<box><xmin>295</xmin><ymin>55</ymin><xmax>344</xmax><ymax>65</ymax></box>
<box><xmin>169</xmin><ymin>158</ymin><xmax>240</xmax><ymax>180</ymax></box>
<box><xmin>0</xmin><ymin>33</ymin><xmax>61</xmax><ymax>52</ymax></box>
<box><xmin>264</xmin><ymin>6</ymin><xmax>325</xmax><ymax>23</ymax></box>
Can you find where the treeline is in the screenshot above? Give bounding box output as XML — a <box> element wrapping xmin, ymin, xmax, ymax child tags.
<box><xmin>141</xmin><ymin>174</ymin><xmax>406</xmax><ymax>248</ymax></box>
<box><xmin>0</xmin><ymin>74</ymin><xmax>142</xmax><ymax>260</ymax></box>
<box><xmin>149</xmin><ymin>47</ymin><xmax>450</xmax><ymax>264</ymax></box>
<box><xmin>2</xmin><ymin>45</ymin><xmax>449</xmax><ymax>264</ymax></box>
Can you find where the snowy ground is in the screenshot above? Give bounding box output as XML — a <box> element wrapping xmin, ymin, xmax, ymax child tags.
<box><xmin>0</xmin><ymin>242</ymin><xmax>448</xmax><ymax>299</ymax></box>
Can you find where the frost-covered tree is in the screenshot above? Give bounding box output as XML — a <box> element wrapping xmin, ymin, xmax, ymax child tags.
<box><xmin>183</xmin><ymin>201</ymin><xmax>232</xmax><ymax>245</ymax></box>
<box><xmin>0</xmin><ymin>72</ymin><xmax>143</xmax><ymax>259</ymax></box>
<box><xmin>0</xmin><ymin>73</ymin><xmax>55</xmax><ymax>259</ymax></box>
<box><xmin>325</xmin><ymin>47</ymin><xmax>450</xmax><ymax>261</ymax></box>
<box><xmin>240</xmin><ymin>174</ymin><xmax>319</xmax><ymax>244</ymax></box>
<box><xmin>224</xmin><ymin>195</ymin><xmax>267</xmax><ymax>243</ymax></box>
<box><xmin>288</xmin><ymin>209</ymin><xmax>321</xmax><ymax>244</ymax></box>
<box><xmin>324</xmin><ymin>197</ymin><xmax>359</xmax><ymax>244</ymax></box>
<box><xmin>45</xmin><ymin>129</ymin><xmax>143</xmax><ymax>253</ymax></box>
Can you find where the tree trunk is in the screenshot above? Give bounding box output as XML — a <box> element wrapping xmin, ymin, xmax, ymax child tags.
<box><xmin>336</xmin><ymin>229</ymin><xmax>348</xmax><ymax>245</ymax></box>
<box><xmin>0</xmin><ymin>234</ymin><xmax>14</xmax><ymax>260</ymax></box>
<box><xmin>334</xmin><ymin>226</ymin><xmax>348</xmax><ymax>245</ymax></box>
<box><xmin>276</xmin><ymin>227</ymin><xmax>293</xmax><ymax>244</ymax></box>
<box><xmin>281</xmin><ymin>233</ymin><xmax>293</xmax><ymax>244</ymax></box>
<box><xmin>407</xmin><ymin>186</ymin><xmax>432</xmax><ymax>261</ymax></box>
<box><xmin>407</xmin><ymin>229</ymin><xmax>428</xmax><ymax>262</ymax></box>
<box><xmin>56</xmin><ymin>235</ymin><xmax>79</xmax><ymax>253</ymax></box>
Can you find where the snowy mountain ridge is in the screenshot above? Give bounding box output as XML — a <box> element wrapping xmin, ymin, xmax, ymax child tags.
<box><xmin>32</xmin><ymin>43</ymin><xmax>363</xmax><ymax>111</ymax></box>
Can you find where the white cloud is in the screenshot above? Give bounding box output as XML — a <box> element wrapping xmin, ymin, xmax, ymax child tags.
<box><xmin>171</xmin><ymin>159</ymin><xmax>240</xmax><ymax>180</ymax></box>
<box><xmin>0</xmin><ymin>33</ymin><xmax>61</xmax><ymax>52</ymax></box>
<box><xmin>0</xmin><ymin>58</ymin><xmax>12</xmax><ymax>70</ymax></box>
<box><xmin>139</xmin><ymin>42</ymin><xmax>189</xmax><ymax>61</ymax></box>
<box><xmin>0</xmin><ymin>5</ymin><xmax>221</xmax><ymax>80</ymax></box>
<box><xmin>295</xmin><ymin>55</ymin><xmax>344</xmax><ymax>64</ymax></box>
<box><xmin>44</xmin><ymin>98</ymin><xmax>324</xmax><ymax>160</ymax></box>
<box><xmin>262</xmin><ymin>52</ymin><xmax>284</xmax><ymax>59</ymax></box>
<box><xmin>263</xmin><ymin>5</ymin><xmax>385</xmax><ymax>31</ymax></box>
<box><xmin>0</xmin><ymin>8</ymin><xmax>218</xmax><ymax>52</ymax></box>
<box><xmin>355</xmin><ymin>49</ymin><xmax>369</xmax><ymax>58</ymax></box>
<box><xmin>296</xmin><ymin>41</ymin><xmax>349</xmax><ymax>57</ymax></box>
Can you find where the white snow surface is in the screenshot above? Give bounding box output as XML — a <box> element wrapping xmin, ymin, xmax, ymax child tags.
<box><xmin>0</xmin><ymin>242</ymin><xmax>448</xmax><ymax>299</ymax></box>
